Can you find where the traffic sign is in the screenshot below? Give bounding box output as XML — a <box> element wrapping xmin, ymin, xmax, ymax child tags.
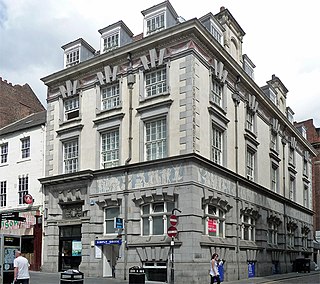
<box><xmin>167</xmin><ymin>226</ymin><xmax>178</xmax><ymax>238</ymax></box>
<box><xmin>23</xmin><ymin>194</ymin><xmax>33</xmax><ymax>204</ymax></box>
<box><xmin>169</xmin><ymin>214</ymin><xmax>178</xmax><ymax>226</ymax></box>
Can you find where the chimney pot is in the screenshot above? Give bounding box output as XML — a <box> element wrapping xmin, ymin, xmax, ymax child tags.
<box><xmin>220</xmin><ymin>6</ymin><xmax>225</xmax><ymax>11</ymax></box>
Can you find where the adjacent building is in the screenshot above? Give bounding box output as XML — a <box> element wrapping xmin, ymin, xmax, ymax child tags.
<box><xmin>40</xmin><ymin>1</ymin><xmax>316</xmax><ymax>283</ymax></box>
<box><xmin>0</xmin><ymin>111</ymin><xmax>46</xmax><ymax>271</ymax></box>
<box><xmin>0</xmin><ymin>78</ymin><xmax>45</xmax><ymax>128</ymax></box>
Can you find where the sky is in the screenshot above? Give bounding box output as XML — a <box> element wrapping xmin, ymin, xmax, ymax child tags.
<box><xmin>0</xmin><ymin>0</ymin><xmax>319</xmax><ymax>126</ymax></box>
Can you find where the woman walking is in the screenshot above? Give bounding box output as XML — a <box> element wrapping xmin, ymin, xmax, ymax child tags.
<box><xmin>209</xmin><ymin>253</ymin><xmax>221</xmax><ymax>284</ymax></box>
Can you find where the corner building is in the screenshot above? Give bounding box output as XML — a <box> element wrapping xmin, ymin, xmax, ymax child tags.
<box><xmin>40</xmin><ymin>1</ymin><xmax>316</xmax><ymax>283</ymax></box>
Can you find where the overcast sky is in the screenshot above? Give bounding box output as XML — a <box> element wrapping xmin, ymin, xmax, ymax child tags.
<box><xmin>0</xmin><ymin>0</ymin><xmax>319</xmax><ymax>126</ymax></box>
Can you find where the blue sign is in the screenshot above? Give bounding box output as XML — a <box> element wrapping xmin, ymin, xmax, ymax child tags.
<box><xmin>114</xmin><ymin>217</ymin><xmax>124</xmax><ymax>229</ymax></box>
<box><xmin>95</xmin><ymin>239</ymin><xmax>122</xmax><ymax>246</ymax></box>
<box><xmin>248</xmin><ymin>262</ymin><xmax>255</xmax><ymax>278</ymax></box>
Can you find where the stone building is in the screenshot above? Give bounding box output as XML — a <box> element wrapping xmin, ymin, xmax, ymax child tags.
<box><xmin>40</xmin><ymin>1</ymin><xmax>316</xmax><ymax>283</ymax></box>
<box><xmin>0</xmin><ymin>77</ymin><xmax>44</xmax><ymax>128</ymax></box>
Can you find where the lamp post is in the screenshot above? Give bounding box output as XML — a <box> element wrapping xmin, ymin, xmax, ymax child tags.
<box><xmin>169</xmin><ymin>208</ymin><xmax>181</xmax><ymax>284</ymax></box>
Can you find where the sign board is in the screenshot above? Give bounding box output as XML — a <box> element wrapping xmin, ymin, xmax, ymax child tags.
<box><xmin>167</xmin><ymin>226</ymin><xmax>178</xmax><ymax>238</ymax></box>
<box><xmin>248</xmin><ymin>262</ymin><xmax>255</xmax><ymax>278</ymax></box>
<box><xmin>208</xmin><ymin>218</ymin><xmax>217</xmax><ymax>233</ymax></box>
<box><xmin>169</xmin><ymin>215</ymin><xmax>178</xmax><ymax>226</ymax></box>
<box><xmin>72</xmin><ymin>241</ymin><xmax>82</xmax><ymax>256</ymax></box>
<box><xmin>23</xmin><ymin>194</ymin><xmax>33</xmax><ymax>204</ymax></box>
<box><xmin>95</xmin><ymin>239</ymin><xmax>122</xmax><ymax>246</ymax></box>
<box><xmin>114</xmin><ymin>217</ymin><xmax>124</xmax><ymax>229</ymax></box>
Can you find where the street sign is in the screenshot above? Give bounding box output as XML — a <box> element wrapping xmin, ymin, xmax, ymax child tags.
<box><xmin>23</xmin><ymin>194</ymin><xmax>33</xmax><ymax>204</ymax></box>
<box><xmin>167</xmin><ymin>226</ymin><xmax>178</xmax><ymax>238</ymax></box>
<box><xmin>169</xmin><ymin>214</ymin><xmax>178</xmax><ymax>226</ymax></box>
<box><xmin>114</xmin><ymin>217</ymin><xmax>124</xmax><ymax>229</ymax></box>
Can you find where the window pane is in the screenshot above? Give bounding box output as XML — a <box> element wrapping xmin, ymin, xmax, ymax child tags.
<box><xmin>143</xmin><ymin>217</ymin><xmax>149</xmax><ymax>236</ymax></box>
<box><xmin>153</xmin><ymin>216</ymin><xmax>164</xmax><ymax>235</ymax></box>
<box><xmin>106</xmin><ymin>207</ymin><xmax>120</xmax><ymax>219</ymax></box>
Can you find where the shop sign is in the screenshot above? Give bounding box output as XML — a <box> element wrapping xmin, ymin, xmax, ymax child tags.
<box><xmin>208</xmin><ymin>218</ymin><xmax>217</xmax><ymax>233</ymax></box>
<box><xmin>0</xmin><ymin>211</ymin><xmax>35</xmax><ymax>230</ymax></box>
<box><xmin>95</xmin><ymin>239</ymin><xmax>122</xmax><ymax>246</ymax></box>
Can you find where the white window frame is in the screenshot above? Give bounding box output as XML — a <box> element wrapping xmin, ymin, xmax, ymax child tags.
<box><xmin>303</xmin><ymin>159</ymin><xmax>308</xmax><ymax>176</ymax></box>
<box><xmin>18</xmin><ymin>176</ymin><xmax>28</xmax><ymax>205</ymax></box>
<box><xmin>0</xmin><ymin>181</ymin><xmax>6</xmax><ymax>207</ymax></box>
<box><xmin>270</xmin><ymin>131</ymin><xmax>278</xmax><ymax>151</ymax></box>
<box><xmin>141</xmin><ymin>202</ymin><xmax>174</xmax><ymax>236</ymax></box>
<box><xmin>241</xmin><ymin>215</ymin><xmax>255</xmax><ymax>241</ymax></box>
<box><xmin>66</xmin><ymin>48</ymin><xmax>80</xmax><ymax>68</ymax></box>
<box><xmin>210</xmin><ymin>23</ymin><xmax>222</xmax><ymax>44</ymax></box>
<box><xmin>211</xmin><ymin>80</ymin><xmax>223</xmax><ymax>107</ymax></box>
<box><xmin>64</xmin><ymin>96</ymin><xmax>80</xmax><ymax>121</ymax></box>
<box><xmin>146</xmin><ymin>13</ymin><xmax>165</xmax><ymax>35</ymax></box>
<box><xmin>21</xmin><ymin>137</ymin><xmax>30</xmax><ymax>159</ymax></box>
<box><xmin>103</xmin><ymin>32</ymin><xmax>119</xmax><ymax>52</ymax></box>
<box><xmin>212</xmin><ymin>126</ymin><xmax>223</xmax><ymax>165</ymax></box>
<box><xmin>63</xmin><ymin>139</ymin><xmax>78</xmax><ymax>174</ymax></box>
<box><xmin>303</xmin><ymin>184</ymin><xmax>309</xmax><ymax>208</ymax></box>
<box><xmin>246</xmin><ymin>110</ymin><xmax>254</xmax><ymax>132</ymax></box>
<box><xmin>271</xmin><ymin>163</ymin><xmax>278</xmax><ymax>193</ymax></box>
<box><xmin>145</xmin><ymin>118</ymin><xmax>167</xmax><ymax>161</ymax></box>
<box><xmin>104</xmin><ymin>206</ymin><xmax>120</xmax><ymax>235</ymax></box>
<box><xmin>101</xmin><ymin>129</ymin><xmax>119</xmax><ymax>169</ymax></box>
<box><xmin>246</xmin><ymin>148</ymin><xmax>255</xmax><ymax>181</ymax></box>
<box><xmin>0</xmin><ymin>143</ymin><xmax>8</xmax><ymax>163</ymax></box>
<box><xmin>269</xmin><ymin>89</ymin><xmax>277</xmax><ymax>105</ymax></box>
<box><xmin>145</xmin><ymin>68</ymin><xmax>167</xmax><ymax>97</ymax></box>
<box><xmin>101</xmin><ymin>82</ymin><xmax>120</xmax><ymax>110</ymax></box>
<box><xmin>288</xmin><ymin>147</ymin><xmax>295</xmax><ymax>166</ymax></box>
<box><xmin>204</xmin><ymin>204</ymin><xmax>225</xmax><ymax>238</ymax></box>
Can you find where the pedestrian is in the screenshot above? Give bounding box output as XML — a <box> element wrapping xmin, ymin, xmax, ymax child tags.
<box><xmin>13</xmin><ymin>250</ymin><xmax>30</xmax><ymax>284</ymax></box>
<box><xmin>209</xmin><ymin>253</ymin><xmax>221</xmax><ymax>284</ymax></box>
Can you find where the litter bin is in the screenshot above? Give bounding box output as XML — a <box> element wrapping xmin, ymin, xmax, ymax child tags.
<box><xmin>129</xmin><ymin>266</ymin><xmax>145</xmax><ymax>284</ymax></box>
<box><xmin>60</xmin><ymin>269</ymin><xmax>84</xmax><ymax>284</ymax></box>
<box><xmin>293</xmin><ymin>258</ymin><xmax>311</xmax><ymax>273</ymax></box>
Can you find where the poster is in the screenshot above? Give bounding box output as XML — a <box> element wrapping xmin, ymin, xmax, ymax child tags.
<box><xmin>208</xmin><ymin>218</ymin><xmax>217</xmax><ymax>233</ymax></box>
<box><xmin>72</xmin><ymin>241</ymin><xmax>82</xmax><ymax>256</ymax></box>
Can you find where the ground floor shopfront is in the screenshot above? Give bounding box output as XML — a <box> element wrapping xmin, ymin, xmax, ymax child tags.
<box><xmin>40</xmin><ymin>155</ymin><xmax>314</xmax><ymax>283</ymax></box>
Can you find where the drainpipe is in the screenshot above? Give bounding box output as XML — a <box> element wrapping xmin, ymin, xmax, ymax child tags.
<box><xmin>232</xmin><ymin>76</ymin><xmax>241</xmax><ymax>280</ymax></box>
<box><xmin>124</xmin><ymin>52</ymin><xmax>135</xmax><ymax>280</ymax></box>
<box><xmin>282</xmin><ymin>134</ymin><xmax>287</xmax><ymax>272</ymax></box>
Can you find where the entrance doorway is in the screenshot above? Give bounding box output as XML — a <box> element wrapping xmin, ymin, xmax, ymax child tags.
<box><xmin>102</xmin><ymin>245</ymin><xmax>119</xmax><ymax>277</ymax></box>
<box><xmin>59</xmin><ymin>225</ymin><xmax>81</xmax><ymax>271</ymax></box>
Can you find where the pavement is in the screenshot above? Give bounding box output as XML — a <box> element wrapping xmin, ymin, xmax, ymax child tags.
<box><xmin>29</xmin><ymin>270</ymin><xmax>320</xmax><ymax>284</ymax></box>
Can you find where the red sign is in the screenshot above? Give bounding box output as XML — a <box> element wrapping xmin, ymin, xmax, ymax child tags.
<box><xmin>23</xmin><ymin>194</ymin><xmax>33</xmax><ymax>204</ymax></box>
<box><xmin>169</xmin><ymin>215</ymin><xmax>178</xmax><ymax>226</ymax></box>
<box><xmin>167</xmin><ymin>226</ymin><xmax>178</xmax><ymax>238</ymax></box>
<box><xmin>208</xmin><ymin>218</ymin><xmax>217</xmax><ymax>233</ymax></box>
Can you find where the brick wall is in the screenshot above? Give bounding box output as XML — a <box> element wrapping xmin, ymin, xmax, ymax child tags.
<box><xmin>0</xmin><ymin>77</ymin><xmax>45</xmax><ymax>128</ymax></box>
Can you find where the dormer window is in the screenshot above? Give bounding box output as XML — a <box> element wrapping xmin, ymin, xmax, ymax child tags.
<box><xmin>147</xmin><ymin>13</ymin><xmax>165</xmax><ymax>35</ymax></box>
<box><xmin>66</xmin><ymin>48</ymin><xmax>80</xmax><ymax>68</ymax></box>
<box><xmin>103</xmin><ymin>33</ymin><xmax>119</xmax><ymax>52</ymax></box>
<box><xmin>242</xmin><ymin>55</ymin><xmax>255</xmax><ymax>80</ymax></box>
<box><xmin>269</xmin><ymin>89</ymin><xmax>277</xmax><ymax>105</ymax></box>
<box><xmin>210</xmin><ymin>23</ymin><xmax>222</xmax><ymax>44</ymax></box>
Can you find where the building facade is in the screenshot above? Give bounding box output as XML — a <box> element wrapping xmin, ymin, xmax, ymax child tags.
<box><xmin>0</xmin><ymin>111</ymin><xmax>46</xmax><ymax>270</ymax></box>
<box><xmin>40</xmin><ymin>1</ymin><xmax>316</xmax><ymax>283</ymax></box>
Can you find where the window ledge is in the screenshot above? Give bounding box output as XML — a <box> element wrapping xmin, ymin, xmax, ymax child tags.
<box><xmin>209</xmin><ymin>100</ymin><xmax>227</xmax><ymax>115</ymax></box>
<box><xmin>59</xmin><ymin>117</ymin><xmax>82</xmax><ymax>127</ymax></box>
<box><xmin>17</xmin><ymin>158</ymin><xmax>31</xmax><ymax>164</ymax></box>
<box><xmin>96</xmin><ymin>105</ymin><xmax>122</xmax><ymax>116</ymax></box>
<box><xmin>0</xmin><ymin>163</ymin><xmax>8</xmax><ymax>167</ymax></box>
<box><xmin>139</xmin><ymin>92</ymin><xmax>170</xmax><ymax>103</ymax></box>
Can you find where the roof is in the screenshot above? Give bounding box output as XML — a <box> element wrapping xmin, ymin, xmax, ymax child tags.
<box><xmin>61</xmin><ymin>38</ymin><xmax>96</xmax><ymax>53</ymax></box>
<box><xmin>0</xmin><ymin>110</ymin><xmax>46</xmax><ymax>136</ymax></box>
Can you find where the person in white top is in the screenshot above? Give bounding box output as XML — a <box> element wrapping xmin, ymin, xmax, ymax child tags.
<box><xmin>209</xmin><ymin>253</ymin><xmax>221</xmax><ymax>284</ymax></box>
<box><xmin>13</xmin><ymin>250</ymin><xmax>30</xmax><ymax>284</ymax></box>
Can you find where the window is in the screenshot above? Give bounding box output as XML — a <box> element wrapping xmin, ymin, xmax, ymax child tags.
<box><xmin>244</xmin><ymin>62</ymin><xmax>254</xmax><ymax>79</ymax></box>
<box><xmin>289</xmin><ymin>176</ymin><xmax>296</xmax><ymax>201</ymax></box>
<box><xmin>66</xmin><ymin>49</ymin><xmax>79</xmax><ymax>67</ymax></box>
<box><xmin>103</xmin><ymin>33</ymin><xmax>119</xmax><ymax>52</ymax></box>
<box><xmin>210</xmin><ymin>24</ymin><xmax>222</xmax><ymax>43</ymax></box>
<box><xmin>141</xmin><ymin>202</ymin><xmax>174</xmax><ymax>236</ymax></box>
<box><xmin>303</xmin><ymin>184</ymin><xmax>309</xmax><ymax>208</ymax></box>
<box><xmin>289</xmin><ymin>147</ymin><xmax>295</xmax><ymax>165</ymax></box>
<box><xmin>145</xmin><ymin>68</ymin><xmax>167</xmax><ymax>97</ymax></box>
<box><xmin>246</xmin><ymin>148</ymin><xmax>255</xmax><ymax>181</ymax></box>
<box><xmin>241</xmin><ymin>215</ymin><xmax>255</xmax><ymax>241</ymax></box>
<box><xmin>287</xmin><ymin>227</ymin><xmax>295</xmax><ymax>247</ymax></box>
<box><xmin>269</xmin><ymin>89</ymin><xmax>277</xmax><ymax>105</ymax></box>
<box><xmin>145</xmin><ymin>118</ymin><xmax>167</xmax><ymax>161</ymax></box>
<box><xmin>271</xmin><ymin>164</ymin><xmax>278</xmax><ymax>193</ymax></box>
<box><xmin>21</xmin><ymin>137</ymin><xmax>30</xmax><ymax>159</ymax></box>
<box><xmin>147</xmin><ymin>14</ymin><xmax>165</xmax><ymax>35</ymax></box>
<box><xmin>0</xmin><ymin>181</ymin><xmax>6</xmax><ymax>207</ymax></box>
<box><xmin>211</xmin><ymin>80</ymin><xmax>223</xmax><ymax>107</ymax></box>
<box><xmin>212</xmin><ymin>126</ymin><xmax>223</xmax><ymax>165</ymax></box>
<box><xmin>270</xmin><ymin>131</ymin><xmax>277</xmax><ymax>151</ymax></box>
<box><xmin>101</xmin><ymin>83</ymin><xmax>120</xmax><ymax>110</ymax></box>
<box><xmin>64</xmin><ymin>96</ymin><xmax>79</xmax><ymax>120</ymax></box>
<box><xmin>204</xmin><ymin>204</ymin><xmax>225</xmax><ymax>238</ymax></box>
<box><xmin>246</xmin><ymin>110</ymin><xmax>254</xmax><ymax>132</ymax></box>
<box><xmin>101</xmin><ymin>129</ymin><xmax>119</xmax><ymax>168</ymax></box>
<box><xmin>105</xmin><ymin>207</ymin><xmax>120</xmax><ymax>234</ymax></box>
<box><xmin>63</xmin><ymin>139</ymin><xmax>78</xmax><ymax>173</ymax></box>
<box><xmin>303</xmin><ymin>159</ymin><xmax>308</xmax><ymax>176</ymax></box>
<box><xmin>18</xmin><ymin>176</ymin><xmax>28</xmax><ymax>205</ymax></box>
<box><xmin>268</xmin><ymin>222</ymin><xmax>278</xmax><ymax>245</ymax></box>
<box><xmin>143</xmin><ymin>262</ymin><xmax>167</xmax><ymax>282</ymax></box>
<box><xmin>0</xmin><ymin>143</ymin><xmax>8</xmax><ymax>163</ymax></box>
